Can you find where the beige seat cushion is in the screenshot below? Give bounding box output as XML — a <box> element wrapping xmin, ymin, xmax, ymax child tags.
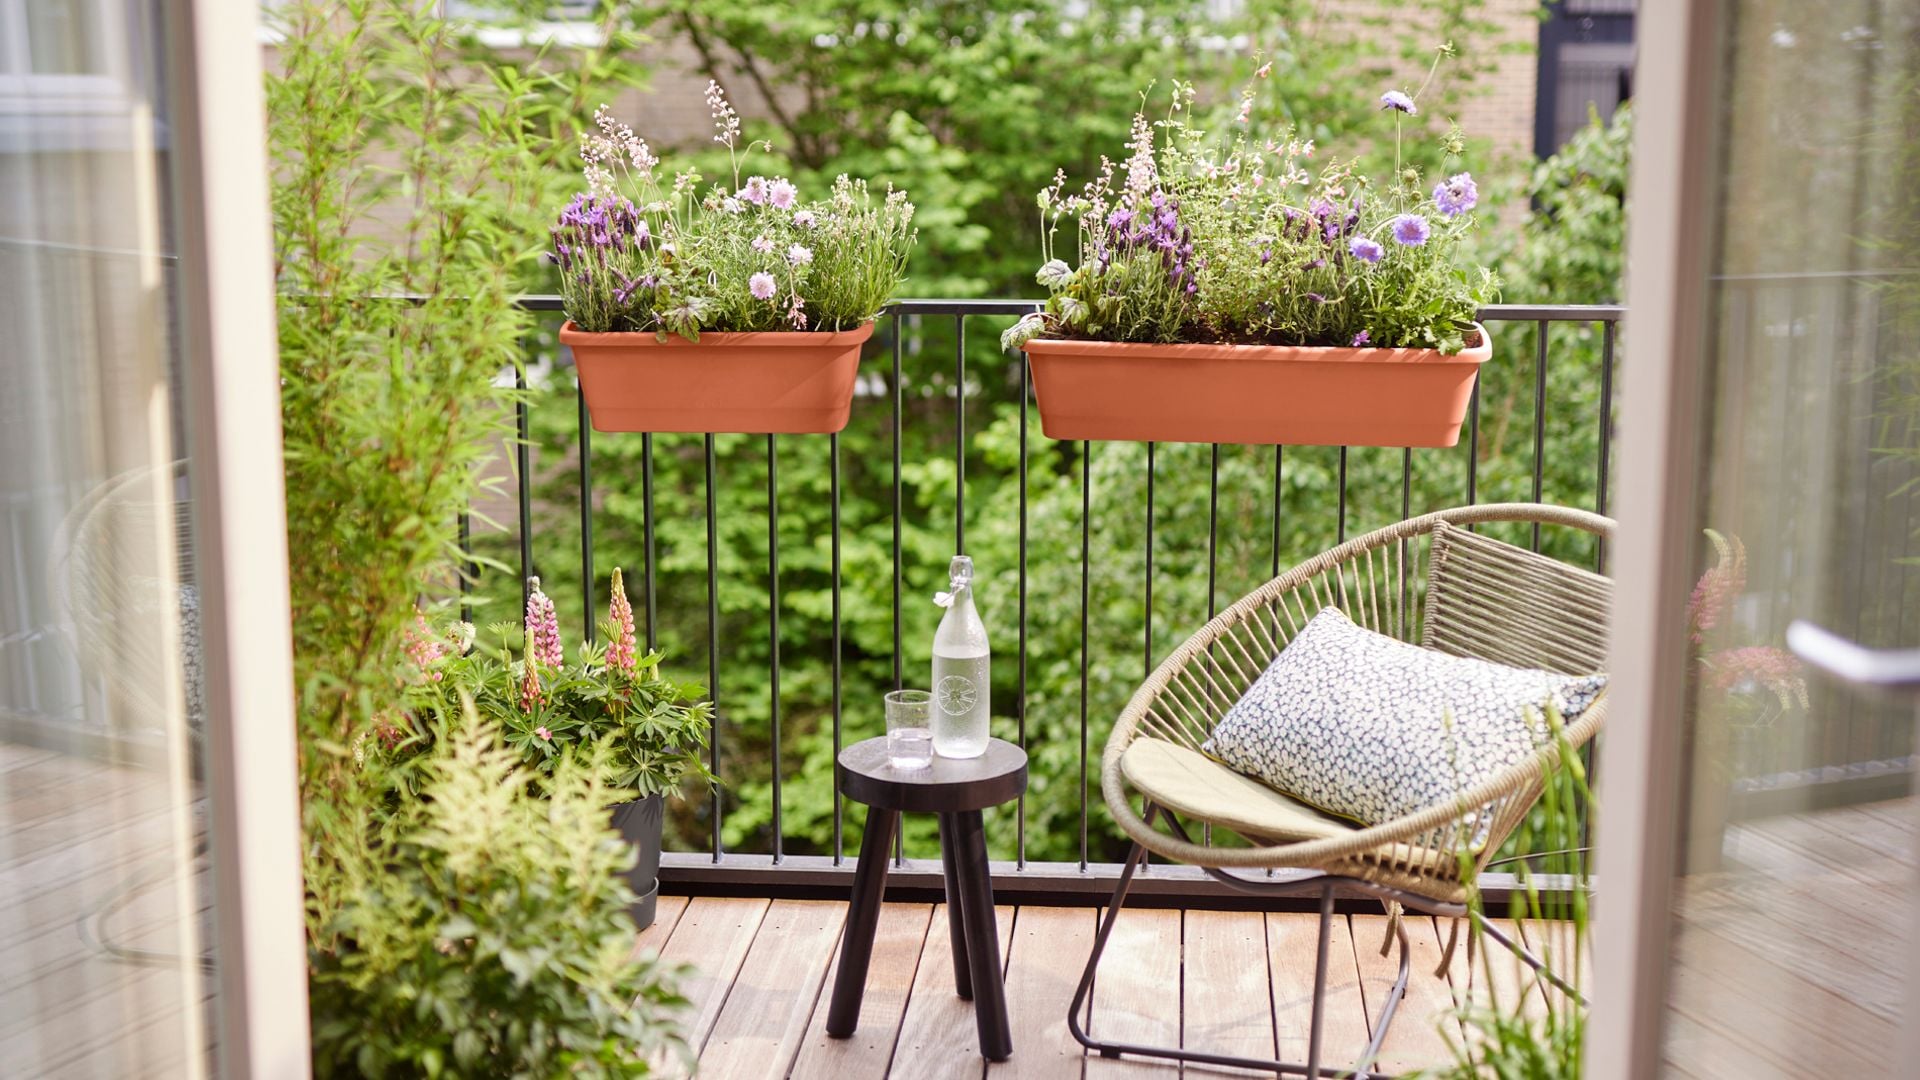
<box><xmin>1120</xmin><ymin>738</ymin><xmax>1358</xmax><ymax>844</ymax></box>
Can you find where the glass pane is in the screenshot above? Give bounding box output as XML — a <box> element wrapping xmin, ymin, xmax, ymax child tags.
<box><xmin>0</xmin><ymin>1</ymin><xmax>212</xmax><ymax>1075</ymax></box>
<box><xmin>1667</xmin><ymin>3</ymin><xmax>1920</xmax><ymax>1075</ymax></box>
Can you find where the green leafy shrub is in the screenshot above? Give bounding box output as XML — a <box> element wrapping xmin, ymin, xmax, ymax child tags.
<box><xmin>407</xmin><ymin>574</ymin><xmax>715</xmax><ymax>797</ymax></box>
<box><xmin>552</xmin><ymin>86</ymin><xmax>916</xmax><ymax>336</ymax></box>
<box><xmin>310</xmin><ymin>720</ymin><xmax>691</xmax><ymax>1078</ymax></box>
<box><xmin>1005</xmin><ymin>46</ymin><xmax>1496</xmax><ymax>354</ymax></box>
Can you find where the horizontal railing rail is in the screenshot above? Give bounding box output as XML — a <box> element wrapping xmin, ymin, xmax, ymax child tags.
<box><xmin>467</xmin><ymin>296</ymin><xmax>1624</xmax><ymax>907</ymax></box>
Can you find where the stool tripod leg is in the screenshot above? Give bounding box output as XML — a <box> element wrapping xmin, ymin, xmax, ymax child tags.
<box><xmin>951</xmin><ymin>809</ymin><xmax>1013</xmax><ymax>1061</ymax></box>
<box><xmin>826</xmin><ymin>806</ymin><xmax>898</xmax><ymax>1038</ymax></box>
<box><xmin>937</xmin><ymin>812</ymin><xmax>974</xmax><ymax>1000</ymax></box>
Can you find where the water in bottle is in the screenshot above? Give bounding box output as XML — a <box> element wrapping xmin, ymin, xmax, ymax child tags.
<box><xmin>931</xmin><ymin>555</ymin><xmax>991</xmax><ymax>758</ymax></box>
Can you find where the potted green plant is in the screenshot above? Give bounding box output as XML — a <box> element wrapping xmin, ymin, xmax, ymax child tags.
<box><xmin>551</xmin><ymin>85</ymin><xmax>916</xmax><ymax>434</ymax></box>
<box><xmin>1001</xmin><ymin>48</ymin><xmax>1496</xmax><ymax>448</ymax></box>
<box><xmin>405</xmin><ymin>571</ymin><xmax>714</xmax><ymax>929</ymax></box>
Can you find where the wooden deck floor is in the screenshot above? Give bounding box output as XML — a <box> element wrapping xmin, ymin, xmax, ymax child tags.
<box><xmin>637</xmin><ymin>894</ymin><xmax>1559</xmax><ymax>1079</ymax></box>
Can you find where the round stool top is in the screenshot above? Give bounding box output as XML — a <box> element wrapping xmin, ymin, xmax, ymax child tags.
<box><xmin>837</xmin><ymin>736</ymin><xmax>1028</xmax><ymax>813</ymax></box>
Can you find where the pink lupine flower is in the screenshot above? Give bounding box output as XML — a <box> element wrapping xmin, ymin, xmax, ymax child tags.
<box><xmin>403</xmin><ymin>612</ymin><xmax>446</xmax><ymax>681</ymax></box>
<box><xmin>535</xmin><ymin>726</ymin><xmax>553</xmax><ymax>742</ymax></box>
<box><xmin>1687</xmin><ymin>531</ymin><xmax>1746</xmax><ymax>644</ymax></box>
<box><xmin>525</xmin><ymin>577</ymin><xmax>563</xmax><ymax>668</ymax></box>
<box><xmin>608</xmin><ymin>567</ymin><xmax>639</xmax><ymax>677</ymax></box>
<box><xmin>1705</xmin><ymin>645</ymin><xmax>1809</xmax><ymax>709</ymax></box>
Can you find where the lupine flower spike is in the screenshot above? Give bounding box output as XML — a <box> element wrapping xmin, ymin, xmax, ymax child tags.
<box><xmin>609</xmin><ymin>567</ymin><xmax>639</xmax><ymax>678</ymax></box>
<box><xmin>525</xmin><ymin>577</ymin><xmax>563</xmax><ymax>668</ymax></box>
<box><xmin>520</xmin><ymin>642</ymin><xmax>544</xmax><ymax>712</ymax></box>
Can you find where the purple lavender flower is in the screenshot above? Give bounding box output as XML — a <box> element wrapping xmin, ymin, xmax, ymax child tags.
<box><xmin>633</xmin><ymin>219</ymin><xmax>651</xmax><ymax>247</ymax></box>
<box><xmin>1349</xmin><ymin>236</ymin><xmax>1384</xmax><ymax>263</ymax></box>
<box><xmin>1390</xmin><ymin>214</ymin><xmax>1431</xmax><ymax>247</ymax></box>
<box><xmin>749</xmin><ymin>272</ymin><xmax>777</xmax><ymax>300</ymax></box>
<box><xmin>1305</xmin><ymin>293</ymin><xmax>1328</xmax><ymax>304</ymax></box>
<box><xmin>1380</xmin><ymin>90</ymin><xmax>1417</xmax><ymax>115</ymax></box>
<box><xmin>1351</xmin><ymin>330</ymin><xmax>1371</xmax><ymax>347</ymax></box>
<box><xmin>1432</xmin><ymin>172</ymin><xmax>1479</xmax><ymax>217</ymax></box>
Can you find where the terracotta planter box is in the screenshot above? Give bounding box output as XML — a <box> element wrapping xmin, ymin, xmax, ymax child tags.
<box><xmin>561</xmin><ymin>320</ymin><xmax>874</xmax><ymax>434</ymax></box>
<box><xmin>1022</xmin><ymin>324</ymin><xmax>1492</xmax><ymax>447</ymax></box>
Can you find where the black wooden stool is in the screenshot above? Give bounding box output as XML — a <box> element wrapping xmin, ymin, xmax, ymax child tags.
<box><xmin>825</xmin><ymin>736</ymin><xmax>1027</xmax><ymax>1061</ymax></box>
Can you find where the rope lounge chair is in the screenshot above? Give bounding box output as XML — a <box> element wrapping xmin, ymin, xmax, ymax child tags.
<box><xmin>1068</xmin><ymin>503</ymin><xmax>1611</xmax><ymax>1079</ymax></box>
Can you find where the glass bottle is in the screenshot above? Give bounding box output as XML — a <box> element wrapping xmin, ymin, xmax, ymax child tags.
<box><xmin>931</xmin><ymin>555</ymin><xmax>991</xmax><ymax>758</ymax></box>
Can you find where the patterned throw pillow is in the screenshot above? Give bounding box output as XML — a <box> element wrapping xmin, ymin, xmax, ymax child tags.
<box><xmin>1201</xmin><ymin>607</ymin><xmax>1606</xmax><ymax>827</ymax></box>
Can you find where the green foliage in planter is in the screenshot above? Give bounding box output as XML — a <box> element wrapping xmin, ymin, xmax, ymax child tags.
<box><xmin>310</xmin><ymin>720</ymin><xmax>692</xmax><ymax>1079</ymax></box>
<box><xmin>404</xmin><ymin>576</ymin><xmax>715</xmax><ymax>797</ymax></box>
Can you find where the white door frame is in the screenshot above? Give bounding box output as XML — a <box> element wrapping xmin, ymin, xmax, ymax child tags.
<box><xmin>162</xmin><ymin>2</ymin><xmax>311</xmax><ymax>1077</ymax></box>
<box><xmin>1585</xmin><ymin>0</ymin><xmax>1727</xmax><ymax>1077</ymax></box>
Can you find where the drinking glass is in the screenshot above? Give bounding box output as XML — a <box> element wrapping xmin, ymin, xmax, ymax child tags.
<box><xmin>885</xmin><ymin>690</ymin><xmax>934</xmax><ymax>769</ymax></box>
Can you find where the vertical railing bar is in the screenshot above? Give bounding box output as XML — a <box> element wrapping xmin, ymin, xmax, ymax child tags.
<box><xmin>1205</xmin><ymin>443</ymin><xmax>1220</xmax><ymax>849</ymax></box>
<box><xmin>1595</xmin><ymin>319</ymin><xmax>1616</xmax><ymax>571</ymax></box>
<box><xmin>516</xmin><ymin>367</ymin><xmax>533</xmax><ymax>611</ymax></box>
<box><xmin>892</xmin><ymin>319</ymin><xmax>906</xmax><ymax>867</ymax></box>
<box><xmin>1017</xmin><ymin>351</ymin><xmax>1030</xmax><ymax>869</ymax></box>
<box><xmin>577</xmin><ymin>387</ymin><xmax>595</xmax><ymax>644</ymax></box>
<box><xmin>831</xmin><ymin>431</ymin><xmax>844</xmax><ymax>864</ymax></box>
<box><xmin>1271</xmin><ymin>445</ymin><xmax>1283</xmax><ymax>581</ymax></box>
<box><xmin>955</xmin><ymin>314</ymin><xmax>966</xmax><ymax>554</ymax></box>
<box><xmin>641</xmin><ymin>432</ymin><xmax>657</xmax><ymax>652</ymax></box>
<box><xmin>767</xmin><ymin>433</ymin><xmax>783</xmax><ymax>863</ymax></box>
<box><xmin>1400</xmin><ymin>447</ymin><xmax>1412</xmax><ymax>632</ymax></box>
<box><xmin>1145</xmin><ymin>442</ymin><xmax>1156</xmax><ymax>679</ymax></box>
<box><xmin>458</xmin><ymin>509</ymin><xmax>473</xmax><ymax>624</ymax></box>
<box><xmin>1466</xmin><ymin>376</ymin><xmax>1482</xmax><ymax>531</ymax></box>
<box><xmin>1336</xmin><ymin>446</ymin><xmax>1349</xmax><ymax>545</ymax></box>
<box><xmin>1079</xmin><ymin>440</ymin><xmax>1092</xmax><ymax>872</ymax></box>
<box><xmin>1531</xmin><ymin>319</ymin><xmax>1549</xmax><ymax>551</ymax></box>
<box><xmin>705</xmin><ymin>433</ymin><xmax>722</xmax><ymax>862</ymax></box>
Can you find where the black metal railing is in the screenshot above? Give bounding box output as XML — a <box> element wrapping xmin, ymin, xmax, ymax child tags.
<box><xmin>481</xmin><ymin>298</ymin><xmax>1623</xmax><ymax>905</ymax></box>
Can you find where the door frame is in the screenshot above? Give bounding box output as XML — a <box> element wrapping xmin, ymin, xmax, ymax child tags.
<box><xmin>162</xmin><ymin>2</ymin><xmax>311</xmax><ymax>1076</ymax></box>
<box><xmin>1585</xmin><ymin>0</ymin><xmax>1725</xmax><ymax>1076</ymax></box>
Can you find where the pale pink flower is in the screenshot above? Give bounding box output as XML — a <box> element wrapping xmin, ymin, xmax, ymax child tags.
<box><xmin>535</xmin><ymin>726</ymin><xmax>553</xmax><ymax>742</ymax></box>
<box><xmin>740</xmin><ymin>175</ymin><xmax>769</xmax><ymax>205</ymax></box>
<box><xmin>787</xmin><ymin>243</ymin><xmax>813</xmax><ymax>266</ymax></box>
<box><xmin>525</xmin><ymin>577</ymin><xmax>563</xmax><ymax>668</ymax></box>
<box><xmin>792</xmin><ymin>210</ymin><xmax>817</xmax><ymax>228</ymax></box>
<box><xmin>751</xmin><ymin>234</ymin><xmax>774</xmax><ymax>253</ymax></box>
<box><xmin>520</xmin><ymin>648</ymin><xmax>543</xmax><ymax>712</ymax></box>
<box><xmin>1687</xmin><ymin>532</ymin><xmax>1746</xmax><ymax>644</ymax></box>
<box><xmin>608</xmin><ymin>567</ymin><xmax>638</xmax><ymax>677</ymax></box>
<box><xmin>749</xmin><ymin>271</ymin><xmax>777</xmax><ymax>300</ymax></box>
<box><xmin>403</xmin><ymin>612</ymin><xmax>446</xmax><ymax>681</ymax></box>
<box><xmin>768</xmin><ymin>178</ymin><xmax>797</xmax><ymax>209</ymax></box>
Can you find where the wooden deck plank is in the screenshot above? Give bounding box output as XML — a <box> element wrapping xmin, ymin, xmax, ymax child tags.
<box><xmin>1082</xmin><ymin>906</ymin><xmax>1180</xmax><ymax>1080</ymax></box>
<box><xmin>1266</xmin><ymin>912</ymin><xmax>1369</xmax><ymax>1072</ymax></box>
<box><xmin>889</xmin><ymin>903</ymin><xmax>1013</xmax><ymax>1080</ymax></box>
<box><xmin>1349</xmin><ymin>914</ymin><xmax>1460</xmax><ymax>1075</ymax></box>
<box><xmin>1668</xmin><ymin>919</ymin><xmax>1886</xmax><ymax>1074</ymax></box>
<box><xmin>630</xmin><ymin>895</ymin><xmax>690</xmax><ymax>962</ymax></box>
<box><xmin>700</xmin><ymin>900</ymin><xmax>848</xmax><ymax>1079</ymax></box>
<box><xmin>986</xmin><ymin>905</ymin><xmax>1096</xmax><ymax>1080</ymax></box>
<box><xmin>655</xmin><ymin>896</ymin><xmax>771</xmax><ymax>1056</ymax></box>
<box><xmin>790</xmin><ymin>903</ymin><xmax>935</xmax><ymax>1080</ymax></box>
<box><xmin>1182</xmin><ymin>908</ymin><xmax>1275</xmax><ymax>1075</ymax></box>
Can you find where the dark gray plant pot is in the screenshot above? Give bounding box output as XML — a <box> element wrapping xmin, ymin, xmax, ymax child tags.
<box><xmin>609</xmin><ymin>794</ymin><xmax>664</xmax><ymax>930</ymax></box>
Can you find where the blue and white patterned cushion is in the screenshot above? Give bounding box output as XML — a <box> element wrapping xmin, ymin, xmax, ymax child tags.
<box><xmin>1201</xmin><ymin>607</ymin><xmax>1606</xmax><ymax>827</ymax></box>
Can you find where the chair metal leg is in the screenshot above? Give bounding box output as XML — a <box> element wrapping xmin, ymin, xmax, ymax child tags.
<box><xmin>937</xmin><ymin>812</ymin><xmax>973</xmax><ymax>1001</ymax></box>
<box><xmin>1473</xmin><ymin>909</ymin><xmax>1588</xmax><ymax>1007</ymax></box>
<box><xmin>1066</xmin><ymin>804</ymin><xmax>1412</xmax><ymax>1079</ymax></box>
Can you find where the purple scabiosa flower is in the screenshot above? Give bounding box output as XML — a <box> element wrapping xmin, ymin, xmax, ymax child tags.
<box><xmin>792</xmin><ymin>209</ymin><xmax>817</xmax><ymax>228</ymax></box>
<box><xmin>740</xmin><ymin>175</ymin><xmax>769</xmax><ymax>205</ymax></box>
<box><xmin>788</xmin><ymin>243</ymin><xmax>814</xmax><ymax>267</ymax></box>
<box><xmin>1390</xmin><ymin>214</ymin><xmax>1431</xmax><ymax>246</ymax></box>
<box><xmin>1380</xmin><ymin>90</ymin><xmax>1417</xmax><ymax>115</ymax></box>
<box><xmin>1432</xmin><ymin>172</ymin><xmax>1479</xmax><ymax>217</ymax></box>
<box><xmin>751</xmin><ymin>234</ymin><xmax>774</xmax><ymax>254</ymax></box>
<box><xmin>1351</xmin><ymin>331</ymin><xmax>1371</xmax><ymax>347</ymax></box>
<box><xmin>721</xmin><ymin>197</ymin><xmax>744</xmax><ymax>214</ymax></box>
<box><xmin>1349</xmin><ymin>236</ymin><xmax>1384</xmax><ymax>263</ymax></box>
<box><xmin>1305</xmin><ymin>292</ymin><xmax>1328</xmax><ymax>304</ymax></box>
<box><xmin>768</xmin><ymin>178</ymin><xmax>797</xmax><ymax>210</ymax></box>
<box><xmin>749</xmin><ymin>272</ymin><xmax>777</xmax><ymax>300</ymax></box>
<box><xmin>608</xmin><ymin>567</ymin><xmax>638</xmax><ymax>677</ymax></box>
<box><xmin>525</xmin><ymin>577</ymin><xmax>563</xmax><ymax>668</ymax></box>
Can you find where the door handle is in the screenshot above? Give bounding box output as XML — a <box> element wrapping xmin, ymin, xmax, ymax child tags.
<box><xmin>1786</xmin><ymin>620</ymin><xmax>1920</xmax><ymax>691</ymax></box>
